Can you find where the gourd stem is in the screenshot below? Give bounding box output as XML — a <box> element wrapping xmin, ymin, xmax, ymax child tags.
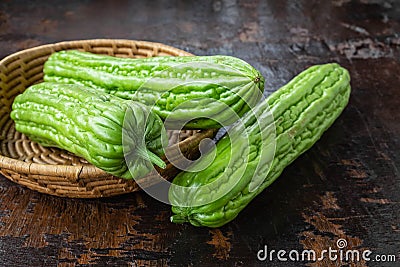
<box><xmin>170</xmin><ymin>214</ymin><xmax>188</xmax><ymax>224</ymax></box>
<box><xmin>137</xmin><ymin>148</ymin><xmax>167</xmax><ymax>169</ymax></box>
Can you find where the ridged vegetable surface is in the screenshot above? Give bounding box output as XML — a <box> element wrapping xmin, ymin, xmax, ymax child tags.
<box><xmin>169</xmin><ymin>63</ymin><xmax>351</xmax><ymax>227</ymax></box>
<box><xmin>11</xmin><ymin>82</ymin><xmax>167</xmax><ymax>179</ymax></box>
<box><xmin>43</xmin><ymin>50</ymin><xmax>265</xmax><ymax>129</ymax></box>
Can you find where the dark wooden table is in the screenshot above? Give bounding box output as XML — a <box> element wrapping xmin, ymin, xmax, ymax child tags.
<box><xmin>1</xmin><ymin>1</ymin><xmax>399</xmax><ymax>266</ymax></box>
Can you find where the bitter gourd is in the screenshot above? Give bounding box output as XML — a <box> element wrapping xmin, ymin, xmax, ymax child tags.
<box><xmin>11</xmin><ymin>82</ymin><xmax>167</xmax><ymax>179</ymax></box>
<box><xmin>169</xmin><ymin>63</ymin><xmax>351</xmax><ymax>227</ymax></box>
<box><xmin>43</xmin><ymin>50</ymin><xmax>265</xmax><ymax>129</ymax></box>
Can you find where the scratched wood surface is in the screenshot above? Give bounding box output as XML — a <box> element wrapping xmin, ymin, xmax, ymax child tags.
<box><xmin>0</xmin><ymin>0</ymin><xmax>399</xmax><ymax>266</ymax></box>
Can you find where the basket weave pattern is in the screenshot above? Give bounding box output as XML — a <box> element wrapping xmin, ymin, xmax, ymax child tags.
<box><xmin>0</xmin><ymin>39</ymin><xmax>215</xmax><ymax>198</ymax></box>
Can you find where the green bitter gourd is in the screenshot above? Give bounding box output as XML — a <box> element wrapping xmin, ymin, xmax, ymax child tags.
<box><xmin>169</xmin><ymin>63</ymin><xmax>351</xmax><ymax>227</ymax></box>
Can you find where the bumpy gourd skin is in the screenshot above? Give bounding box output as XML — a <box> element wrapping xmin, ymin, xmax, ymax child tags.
<box><xmin>169</xmin><ymin>63</ymin><xmax>351</xmax><ymax>227</ymax></box>
<box><xmin>10</xmin><ymin>82</ymin><xmax>167</xmax><ymax>179</ymax></box>
<box><xmin>43</xmin><ymin>50</ymin><xmax>265</xmax><ymax>129</ymax></box>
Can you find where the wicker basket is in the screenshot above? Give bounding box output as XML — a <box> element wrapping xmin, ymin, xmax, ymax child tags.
<box><xmin>0</xmin><ymin>39</ymin><xmax>216</xmax><ymax>198</ymax></box>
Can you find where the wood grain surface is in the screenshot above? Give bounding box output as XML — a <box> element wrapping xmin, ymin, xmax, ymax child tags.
<box><xmin>0</xmin><ymin>0</ymin><xmax>399</xmax><ymax>266</ymax></box>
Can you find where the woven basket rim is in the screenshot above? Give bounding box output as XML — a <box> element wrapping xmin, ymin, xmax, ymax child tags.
<box><xmin>0</xmin><ymin>38</ymin><xmax>192</xmax><ymax>62</ymax></box>
<box><xmin>0</xmin><ymin>38</ymin><xmax>196</xmax><ymax>180</ymax></box>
